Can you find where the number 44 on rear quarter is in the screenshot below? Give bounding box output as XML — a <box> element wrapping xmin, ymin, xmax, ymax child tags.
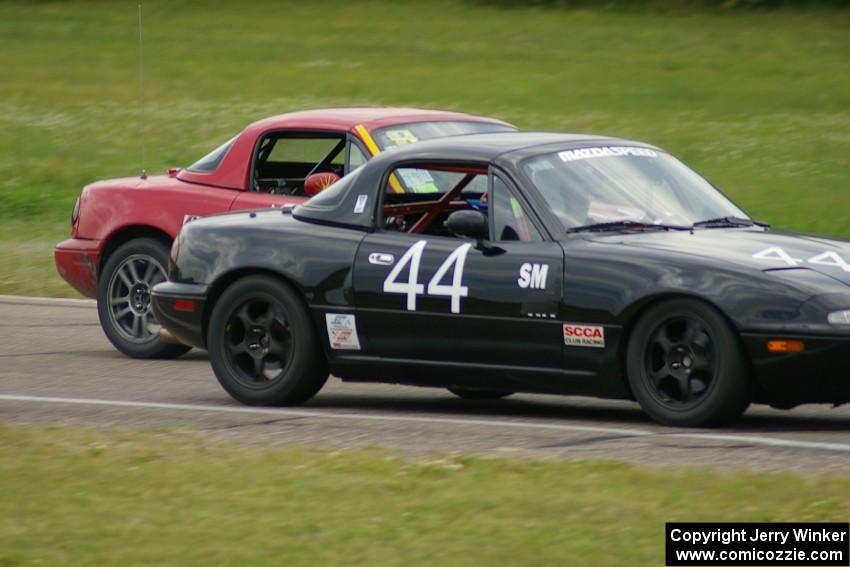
<box><xmin>152</xmin><ymin>131</ymin><xmax>850</xmax><ymax>427</ymax></box>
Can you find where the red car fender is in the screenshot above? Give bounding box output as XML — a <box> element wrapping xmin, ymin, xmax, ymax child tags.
<box><xmin>75</xmin><ymin>176</ymin><xmax>240</xmax><ymax>243</ymax></box>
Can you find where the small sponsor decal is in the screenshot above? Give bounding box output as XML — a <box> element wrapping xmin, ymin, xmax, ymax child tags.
<box><xmin>384</xmin><ymin>129</ymin><xmax>419</xmax><ymax>146</ymax></box>
<box><xmin>397</xmin><ymin>168</ymin><xmax>439</xmax><ymax>194</ymax></box>
<box><xmin>563</xmin><ymin>323</ymin><xmax>605</xmax><ymax>348</ymax></box>
<box><xmin>517</xmin><ymin>263</ymin><xmax>549</xmax><ymax>289</ymax></box>
<box><xmin>354</xmin><ymin>194</ymin><xmax>368</xmax><ymax>214</ymax></box>
<box><xmin>325</xmin><ymin>314</ymin><xmax>361</xmax><ymax>350</ymax></box>
<box><xmin>558</xmin><ymin>146</ymin><xmax>657</xmax><ymax>163</ymax></box>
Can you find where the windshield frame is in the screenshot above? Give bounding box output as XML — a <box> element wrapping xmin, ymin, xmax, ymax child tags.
<box><xmin>514</xmin><ymin>144</ymin><xmax>752</xmax><ymax>238</ymax></box>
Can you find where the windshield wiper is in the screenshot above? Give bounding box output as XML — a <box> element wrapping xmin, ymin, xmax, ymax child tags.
<box><xmin>567</xmin><ymin>220</ymin><xmax>689</xmax><ymax>233</ymax></box>
<box><xmin>692</xmin><ymin>216</ymin><xmax>770</xmax><ymax>229</ymax></box>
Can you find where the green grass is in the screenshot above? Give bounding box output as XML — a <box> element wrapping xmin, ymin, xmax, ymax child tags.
<box><xmin>0</xmin><ymin>424</ymin><xmax>848</xmax><ymax>566</ymax></box>
<box><xmin>1</xmin><ymin>1</ymin><xmax>849</xmax><ymax>297</ymax></box>
<box><xmin>0</xmin><ymin>221</ymin><xmax>71</xmax><ymax>297</ymax></box>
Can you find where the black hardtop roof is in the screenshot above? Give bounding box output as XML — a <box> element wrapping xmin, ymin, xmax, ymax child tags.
<box><xmin>367</xmin><ymin>131</ymin><xmax>658</xmax><ymax>166</ymax></box>
<box><xmin>294</xmin><ymin>131</ymin><xmax>663</xmax><ymax>231</ymax></box>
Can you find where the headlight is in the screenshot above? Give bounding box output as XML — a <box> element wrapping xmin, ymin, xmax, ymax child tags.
<box><xmin>827</xmin><ymin>310</ymin><xmax>850</xmax><ymax>325</ymax></box>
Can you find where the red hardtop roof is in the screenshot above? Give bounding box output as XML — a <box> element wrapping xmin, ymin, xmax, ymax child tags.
<box><xmin>177</xmin><ymin>107</ymin><xmax>513</xmax><ymax>191</ymax></box>
<box><xmin>245</xmin><ymin>107</ymin><xmax>511</xmax><ymax>132</ymax></box>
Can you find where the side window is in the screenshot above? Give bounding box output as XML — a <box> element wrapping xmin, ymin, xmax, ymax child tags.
<box><xmin>265</xmin><ymin>138</ymin><xmax>340</xmax><ymax>163</ymax></box>
<box><xmin>492</xmin><ymin>175</ymin><xmax>542</xmax><ymax>242</ymax></box>
<box><xmin>381</xmin><ymin>163</ymin><xmax>488</xmax><ymax>237</ymax></box>
<box><xmin>253</xmin><ymin>133</ymin><xmax>345</xmax><ymax>195</ymax></box>
<box><xmin>347</xmin><ymin>140</ymin><xmax>369</xmax><ymax>172</ymax></box>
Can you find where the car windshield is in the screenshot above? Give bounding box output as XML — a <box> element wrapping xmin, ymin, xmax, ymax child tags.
<box><xmin>371</xmin><ymin>121</ymin><xmax>515</xmax><ymax>151</ymax></box>
<box><xmin>522</xmin><ymin>146</ymin><xmax>749</xmax><ymax>231</ymax></box>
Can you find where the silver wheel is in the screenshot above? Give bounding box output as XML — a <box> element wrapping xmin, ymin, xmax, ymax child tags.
<box><xmin>106</xmin><ymin>253</ymin><xmax>166</xmax><ymax>343</ymax></box>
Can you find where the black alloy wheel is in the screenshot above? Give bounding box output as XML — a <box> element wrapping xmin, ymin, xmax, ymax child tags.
<box><xmin>208</xmin><ymin>276</ymin><xmax>328</xmax><ymax>405</ymax></box>
<box><xmin>626</xmin><ymin>299</ymin><xmax>750</xmax><ymax>427</ymax></box>
<box><xmin>644</xmin><ymin>315</ymin><xmax>716</xmax><ymax>408</ymax></box>
<box><xmin>221</xmin><ymin>297</ymin><xmax>294</xmax><ymax>387</ymax></box>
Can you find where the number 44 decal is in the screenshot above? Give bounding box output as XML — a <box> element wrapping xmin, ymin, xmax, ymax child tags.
<box><xmin>753</xmin><ymin>247</ymin><xmax>850</xmax><ymax>272</ymax></box>
<box><xmin>383</xmin><ymin>240</ymin><xmax>471</xmax><ymax>313</ymax></box>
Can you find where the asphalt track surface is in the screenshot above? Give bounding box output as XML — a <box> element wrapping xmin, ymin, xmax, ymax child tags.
<box><xmin>1</xmin><ymin>296</ymin><xmax>849</xmax><ymax>474</ymax></box>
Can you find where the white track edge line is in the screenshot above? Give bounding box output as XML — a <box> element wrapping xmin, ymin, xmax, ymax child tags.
<box><xmin>2</xmin><ymin>394</ymin><xmax>850</xmax><ymax>453</ymax></box>
<box><xmin>0</xmin><ymin>394</ymin><xmax>648</xmax><ymax>436</ymax></box>
<box><xmin>669</xmin><ymin>433</ymin><xmax>850</xmax><ymax>453</ymax></box>
<box><xmin>0</xmin><ymin>295</ymin><xmax>95</xmax><ymax>307</ymax></box>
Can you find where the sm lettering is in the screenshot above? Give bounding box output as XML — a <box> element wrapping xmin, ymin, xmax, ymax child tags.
<box><xmin>517</xmin><ymin>263</ymin><xmax>549</xmax><ymax>290</ymax></box>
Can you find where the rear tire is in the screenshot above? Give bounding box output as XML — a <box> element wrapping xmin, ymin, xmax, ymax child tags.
<box><xmin>207</xmin><ymin>275</ymin><xmax>328</xmax><ymax>405</ymax></box>
<box><xmin>97</xmin><ymin>238</ymin><xmax>191</xmax><ymax>359</ymax></box>
<box><xmin>626</xmin><ymin>299</ymin><xmax>750</xmax><ymax>427</ymax></box>
<box><xmin>448</xmin><ymin>388</ymin><xmax>513</xmax><ymax>401</ymax></box>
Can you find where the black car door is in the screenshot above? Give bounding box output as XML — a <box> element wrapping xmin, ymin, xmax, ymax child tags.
<box><xmin>351</xmin><ymin>166</ymin><xmax>564</xmax><ymax>374</ymax></box>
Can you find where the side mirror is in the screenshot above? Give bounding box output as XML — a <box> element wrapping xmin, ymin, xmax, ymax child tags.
<box><xmin>445</xmin><ymin>210</ymin><xmax>488</xmax><ymax>240</ymax></box>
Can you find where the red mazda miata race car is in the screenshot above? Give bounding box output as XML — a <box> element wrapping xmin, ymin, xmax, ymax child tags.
<box><xmin>55</xmin><ymin>107</ymin><xmax>515</xmax><ymax>358</ymax></box>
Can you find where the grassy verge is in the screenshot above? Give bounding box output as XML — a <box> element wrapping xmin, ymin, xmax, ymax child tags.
<box><xmin>1</xmin><ymin>424</ymin><xmax>848</xmax><ymax>566</ymax></box>
<box><xmin>0</xmin><ymin>220</ymin><xmax>75</xmax><ymax>298</ymax></box>
<box><xmin>1</xmin><ymin>1</ymin><xmax>849</xmax><ymax>296</ymax></box>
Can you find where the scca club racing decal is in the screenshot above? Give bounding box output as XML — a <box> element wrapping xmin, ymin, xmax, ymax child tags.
<box><xmin>382</xmin><ymin>240</ymin><xmax>471</xmax><ymax>313</ymax></box>
<box><xmin>752</xmin><ymin>247</ymin><xmax>850</xmax><ymax>272</ymax></box>
<box><xmin>325</xmin><ymin>313</ymin><xmax>361</xmax><ymax>350</ymax></box>
<box><xmin>563</xmin><ymin>323</ymin><xmax>606</xmax><ymax>348</ymax></box>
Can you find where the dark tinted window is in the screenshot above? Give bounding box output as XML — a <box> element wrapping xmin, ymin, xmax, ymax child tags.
<box><xmin>187</xmin><ymin>136</ymin><xmax>237</xmax><ymax>172</ymax></box>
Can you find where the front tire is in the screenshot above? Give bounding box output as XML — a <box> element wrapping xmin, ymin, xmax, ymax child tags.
<box><xmin>97</xmin><ymin>238</ymin><xmax>191</xmax><ymax>359</ymax></box>
<box><xmin>626</xmin><ymin>299</ymin><xmax>750</xmax><ymax>427</ymax></box>
<box><xmin>207</xmin><ymin>275</ymin><xmax>328</xmax><ymax>405</ymax></box>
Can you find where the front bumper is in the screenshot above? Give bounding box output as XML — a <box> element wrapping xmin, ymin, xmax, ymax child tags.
<box><xmin>742</xmin><ymin>332</ymin><xmax>850</xmax><ymax>404</ymax></box>
<box><xmin>151</xmin><ymin>281</ymin><xmax>208</xmax><ymax>349</ymax></box>
<box><xmin>54</xmin><ymin>238</ymin><xmax>102</xmax><ymax>298</ymax></box>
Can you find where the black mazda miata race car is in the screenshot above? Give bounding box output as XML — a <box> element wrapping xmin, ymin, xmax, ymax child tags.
<box><xmin>151</xmin><ymin>132</ymin><xmax>850</xmax><ymax>427</ymax></box>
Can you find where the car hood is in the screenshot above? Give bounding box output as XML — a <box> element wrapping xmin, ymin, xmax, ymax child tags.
<box><xmin>587</xmin><ymin>227</ymin><xmax>850</xmax><ymax>287</ymax></box>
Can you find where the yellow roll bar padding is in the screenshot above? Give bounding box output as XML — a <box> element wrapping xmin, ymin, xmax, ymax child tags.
<box><xmin>354</xmin><ymin>124</ymin><xmax>404</xmax><ymax>194</ymax></box>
